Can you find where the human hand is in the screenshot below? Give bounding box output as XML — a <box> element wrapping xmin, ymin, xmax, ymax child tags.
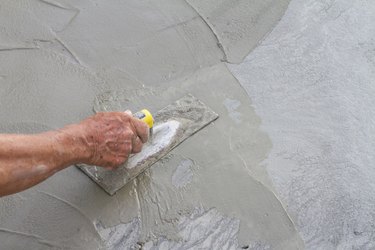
<box><xmin>76</xmin><ymin>112</ymin><xmax>149</xmax><ymax>169</ymax></box>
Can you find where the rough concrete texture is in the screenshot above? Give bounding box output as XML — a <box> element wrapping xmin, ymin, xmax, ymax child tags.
<box><xmin>142</xmin><ymin>207</ymin><xmax>241</xmax><ymax>249</ymax></box>
<box><xmin>228</xmin><ymin>0</ymin><xmax>375</xmax><ymax>249</ymax></box>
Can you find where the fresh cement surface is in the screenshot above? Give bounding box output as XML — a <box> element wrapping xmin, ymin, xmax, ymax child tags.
<box><xmin>0</xmin><ymin>0</ymin><xmax>302</xmax><ymax>249</ymax></box>
<box><xmin>1</xmin><ymin>0</ymin><xmax>371</xmax><ymax>249</ymax></box>
<box><xmin>186</xmin><ymin>0</ymin><xmax>291</xmax><ymax>63</ymax></box>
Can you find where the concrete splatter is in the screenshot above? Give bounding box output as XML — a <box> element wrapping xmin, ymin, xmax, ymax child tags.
<box><xmin>171</xmin><ymin>159</ymin><xmax>194</xmax><ymax>188</ymax></box>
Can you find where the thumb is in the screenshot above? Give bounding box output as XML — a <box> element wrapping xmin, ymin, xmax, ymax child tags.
<box><xmin>124</xmin><ymin>110</ymin><xmax>133</xmax><ymax>115</ymax></box>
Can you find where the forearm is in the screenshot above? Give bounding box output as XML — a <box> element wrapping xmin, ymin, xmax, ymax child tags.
<box><xmin>0</xmin><ymin>112</ymin><xmax>149</xmax><ymax>197</ymax></box>
<box><xmin>0</xmin><ymin>127</ymin><xmax>89</xmax><ymax>197</ymax></box>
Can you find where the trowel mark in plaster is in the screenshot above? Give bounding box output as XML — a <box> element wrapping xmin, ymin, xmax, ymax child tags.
<box><xmin>183</xmin><ymin>3</ymin><xmax>228</xmax><ymax>63</ymax></box>
<box><xmin>95</xmin><ymin>218</ymin><xmax>141</xmax><ymax>249</ymax></box>
<box><xmin>223</xmin><ymin>98</ymin><xmax>242</xmax><ymax>124</ymax></box>
<box><xmin>95</xmin><ymin>207</ymin><xmax>242</xmax><ymax>250</ymax></box>
<box><xmin>38</xmin><ymin>191</ymin><xmax>95</xmax><ymax>231</ymax></box>
<box><xmin>37</xmin><ymin>0</ymin><xmax>80</xmax><ymax>33</ymax></box>
<box><xmin>143</xmin><ymin>207</ymin><xmax>240</xmax><ymax>249</ymax></box>
<box><xmin>0</xmin><ymin>46</ymin><xmax>38</xmax><ymax>52</ymax></box>
<box><xmin>172</xmin><ymin>159</ymin><xmax>194</xmax><ymax>188</ymax></box>
<box><xmin>33</xmin><ymin>38</ymin><xmax>82</xmax><ymax>65</ymax></box>
<box><xmin>0</xmin><ymin>228</ymin><xmax>61</xmax><ymax>249</ymax></box>
<box><xmin>128</xmin><ymin>120</ymin><xmax>180</xmax><ymax>169</ymax></box>
<box><xmin>186</xmin><ymin>0</ymin><xmax>292</xmax><ymax>63</ymax></box>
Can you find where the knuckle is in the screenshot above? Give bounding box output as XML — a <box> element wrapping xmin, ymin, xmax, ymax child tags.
<box><xmin>124</xmin><ymin>144</ymin><xmax>132</xmax><ymax>154</ymax></box>
<box><xmin>133</xmin><ymin>145</ymin><xmax>142</xmax><ymax>153</ymax></box>
<box><xmin>118</xmin><ymin>143</ymin><xmax>127</xmax><ymax>151</ymax></box>
<box><xmin>127</xmin><ymin>131</ymin><xmax>136</xmax><ymax>141</ymax></box>
<box><xmin>129</xmin><ymin>129</ymin><xmax>135</xmax><ymax>136</ymax></box>
<box><xmin>115</xmin><ymin>157</ymin><xmax>125</xmax><ymax>166</ymax></box>
<box><xmin>126</xmin><ymin>130</ymin><xmax>135</xmax><ymax>138</ymax></box>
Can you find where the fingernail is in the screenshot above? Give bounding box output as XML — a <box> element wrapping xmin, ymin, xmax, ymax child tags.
<box><xmin>124</xmin><ymin>110</ymin><xmax>132</xmax><ymax>115</ymax></box>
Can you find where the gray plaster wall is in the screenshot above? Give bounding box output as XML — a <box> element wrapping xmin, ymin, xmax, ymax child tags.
<box><xmin>0</xmin><ymin>0</ymin><xmax>302</xmax><ymax>249</ymax></box>
<box><xmin>1</xmin><ymin>0</ymin><xmax>373</xmax><ymax>249</ymax></box>
<box><xmin>229</xmin><ymin>0</ymin><xmax>375</xmax><ymax>249</ymax></box>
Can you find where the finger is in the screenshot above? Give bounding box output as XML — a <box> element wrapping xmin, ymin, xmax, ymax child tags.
<box><xmin>131</xmin><ymin>117</ymin><xmax>149</xmax><ymax>143</ymax></box>
<box><xmin>124</xmin><ymin>110</ymin><xmax>132</xmax><ymax>116</ymax></box>
<box><xmin>113</xmin><ymin>140</ymin><xmax>132</xmax><ymax>159</ymax></box>
<box><xmin>131</xmin><ymin>136</ymin><xmax>143</xmax><ymax>153</ymax></box>
<box><xmin>115</xmin><ymin>142</ymin><xmax>131</xmax><ymax>157</ymax></box>
<box><xmin>104</xmin><ymin>165</ymin><xmax>115</xmax><ymax>170</ymax></box>
<box><xmin>114</xmin><ymin>156</ymin><xmax>127</xmax><ymax>167</ymax></box>
<box><xmin>122</xmin><ymin>141</ymin><xmax>133</xmax><ymax>158</ymax></box>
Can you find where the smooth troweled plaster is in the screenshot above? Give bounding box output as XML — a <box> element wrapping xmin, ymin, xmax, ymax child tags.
<box><xmin>186</xmin><ymin>0</ymin><xmax>291</xmax><ymax>63</ymax></box>
<box><xmin>0</xmin><ymin>0</ymin><xmax>305</xmax><ymax>249</ymax></box>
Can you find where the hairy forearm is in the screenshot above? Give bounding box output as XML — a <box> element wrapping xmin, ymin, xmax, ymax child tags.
<box><xmin>0</xmin><ymin>127</ymin><xmax>89</xmax><ymax>197</ymax></box>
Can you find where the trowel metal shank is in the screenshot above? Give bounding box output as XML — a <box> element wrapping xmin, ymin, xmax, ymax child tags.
<box><xmin>77</xmin><ymin>94</ymin><xmax>219</xmax><ymax>195</ymax></box>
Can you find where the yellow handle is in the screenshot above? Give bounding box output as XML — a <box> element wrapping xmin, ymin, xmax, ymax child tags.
<box><xmin>134</xmin><ymin>109</ymin><xmax>154</xmax><ymax>129</ymax></box>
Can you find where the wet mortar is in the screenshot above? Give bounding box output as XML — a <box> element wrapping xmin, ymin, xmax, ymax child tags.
<box><xmin>0</xmin><ymin>0</ymin><xmax>306</xmax><ymax>249</ymax></box>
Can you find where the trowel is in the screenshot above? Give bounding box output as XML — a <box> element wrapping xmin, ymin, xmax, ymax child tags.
<box><xmin>78</xmin><ymin>94</ymin><xmax>218</xmax><ymax>195</ymax></box>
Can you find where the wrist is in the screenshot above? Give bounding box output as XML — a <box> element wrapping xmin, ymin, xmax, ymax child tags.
<box><xmin>52</xmin><ymin>125</ymin><xmax>92</xmax><ymax>166</ymax></box>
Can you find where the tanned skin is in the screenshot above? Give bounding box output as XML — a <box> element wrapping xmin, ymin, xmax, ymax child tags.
<box><xmin>0</xmin><ymin>112</ymin><xmax>149</xmax><ymax>197</ymax></box>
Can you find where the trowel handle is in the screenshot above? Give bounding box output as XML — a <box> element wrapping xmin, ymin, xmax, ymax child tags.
<box><xmin>133</xmin><ymin>109</ymin><xmax>154</xmax><ymax>129</ymax></box>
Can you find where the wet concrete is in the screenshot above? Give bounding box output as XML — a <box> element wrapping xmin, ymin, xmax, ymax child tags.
<box><xmin>186</xmin><ymin>0</ymin><xmax>291</xmax><ymax>63</ymax></box>
<box><xmin>0</xmin><ymin>0</ymin><xmax>307</xmax><ymax>249</ymax></box>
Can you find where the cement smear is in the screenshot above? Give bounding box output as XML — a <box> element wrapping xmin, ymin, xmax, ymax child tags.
<box><xmin>171</xmin><ymin>159</ymin><xmax>194</xmax><ymax>188</ymax></box>
<box><xmin>223</xmin><ymin>98</ymin><xmax>243</xmax><ymax>125</ymax></box>
<box><xmin>130</xmin><ymin>121</ymin><xmax>180</xmax><ymax>169</ymax></box>
<box><xmin>95</xmin><ymin>218</ymin><xmax>141</xmax><ymax>249</ymax></box>
<box><xmin>95</xmin><ymin>207</ymin><xmax>241</xmax><ymax>249</ymax></box>
<box><xmin>143</xmin><ymin>207</ymin><xmax>241</xmax><ymax>249</ymax></box>
<box><xmin>0</xmin><ymin>0</ymin><xmax>302</xmax><ymax>249</ymax></box>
